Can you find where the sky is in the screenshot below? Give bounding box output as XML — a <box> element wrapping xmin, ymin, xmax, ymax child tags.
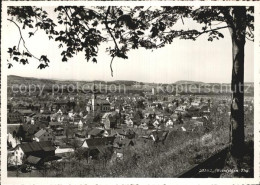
<box><xmin>5</xmin><ymin>6</ymin><xmax>254</xmax><ymax>84</ymax></box>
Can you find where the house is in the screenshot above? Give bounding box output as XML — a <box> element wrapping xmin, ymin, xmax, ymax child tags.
<box><xmin>149</xmin><ymin>130</ymin><xmax>169</xmax><ymax>144</ymax></box>
<box><xmin>12</xmin><ymin>141</ymin><xmax>56</xmax><ymax>165</ymax></box>
<box><xmin>77</xmin><ymin>120</ymin><xmax>84</xmax><ymax>130</ymax></box>
<box><xmin>55</xmin><ymin>147</ymin><xmax>74</xmax><ymax>157</ymax></box>
<box><xmin>54</xmin><ymin>127</ymin><xmax>64</xmax><ymax>136</ymax></box>
<box><xmin>165</xmin><ymin>118</ymin><xmax>174</xmax><ymax>127</ymax></box>
<box><xmin>102</xmin><ymin>112</ymin><xmax>112</xmax><ymax>129</ymax></box>
<box><xmin>193</xmin><ymin>121</ymin><xmax>204</xmax><ymax>127</ymax></box>
<box><xmin>81</xmin><ymin>137</ymin><xmax>115</xmax><ymax>159</ymax></box>
<box><xmin>34</xmin><ymin>129</ymin><xmax>54</xmax><ymax>142</ymax></box>
<box><xmin>87</xmin><ymin>128</ymin><xmax>108</xmax><ymax>138</ymax></box>
<box><xmin>81</xmin><ymin>136</ymin><xmax>115</xmax><ymax>149</ymax></box>
<box><xmin>86</xmin><ymin>90</ymin><xmax>111</xmax><ymax>114</ymax></box>
<box><xmin>75</xmin><ymin>129</ymin><xmax>88</xmax><ymax>139</ymax></box>
<box><xmin>68</xmin><ymin>110</ymin><xmax>75</xmax><ymax>118</ymax></box>
<box><xmin>187</xmin><ymin>106</ymin><xmax>199</xmax><ymax>116</ymax></box>
<box><xmin>7</xmin><ymin>132</ymin><xmax>21</xmax><ymax>148</ymax></box>
<box><xmin>97</xmin><ymin>99</ymin><xmax>111</xmax><ymax>112</ymax></box>
<box><xmin>49</xmin><ymin>122</ymin><xmax>62</xmax><ymax>130</ymax></box>
<box><xmin>175</xmin><ymin>105</ymin><xmax>187</xmax><ymax>113</ymax></box>
<box><xmin>102</xmin><ymin>112</ymin><xmax>119</xmax><ymax>129</ymax></box>
<box><xmin>152</xmin><ymin>120</ymin><xmax>160</xmax><ymax>128</ymax></box>
<box><xmin>125</xmin><ymin>118</ymin><xmax>133</xmax><ymax>127</ymax></box>
<box><xmin>118</xmin><ymin>138</ymin><xmax>136</xmax><ymax>147</ymax></box>
<box><xmin>7</xmin><ymin>111</ymin><xmax>23</xmax><ymax>124</ymax></box>
<box><xmin>56</xmin><ymin>109</ymin><xmax>63</xmax><ymax>115</ymax></box>
<box><xmin>17</xmin><ymin>109</ymin><xmax>33</xmax><ymax>117</ymax></box>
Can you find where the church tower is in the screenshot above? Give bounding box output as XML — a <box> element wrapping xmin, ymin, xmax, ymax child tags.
<box><xmin>92</xmin><ymin>83</ymin><xmax>97</xmax><ymax>114</ymax></box>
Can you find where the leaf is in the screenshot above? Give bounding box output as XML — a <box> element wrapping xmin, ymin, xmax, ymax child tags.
<box><xmin>40</xmin><ymin>55</ymin><xmax>50</xmax><ymax>63</ymax></box>
<box><xmin>118</xmin><ymin>14</ymin><xmax>137</xmax><ymax>30</ymax></box>
<box><xmin>59</xmin><ymin>31</ymin><xmax>65</xmax><ymax>35</ymax></box>
<box><xmin>8</xmin><ymin>48</ymin><xmax>13</xmax><ymax>53</ymax></box>
<box><xmin>13</xmin><ymin>51</ymin><xmax>21</xmax><ymax>55</ymax></box>
<box><xmin>8</xmin><ymin>63</ymin><xmax>13</xmax><ymax>69</ymax></box>
<box><xmin>24</xmin><ymin>52</ymin><xmax>32</xmax><ymax>57</ymax></box>
<box><xmin>116</xmin><ymin>51</ymin><xmax>128</xmax><ymax>59</ymax></box>
<box><xmin>35</xmin><ymin>22</ymin><xmax>42</xmax><ymax>27</ymax></box>
<box><xmin>62</xmin><ymin>55</ymin><xmax>67</xmax><ymax>62</ymax></box>
<box><xmin>55</xmin><ymin>36</ymin><xmax>64</xmax><ymax>42</ymax></box>
<box><xmin>66</xmin><ymin>53</ymin><xmax>73</xmax><ymax>58</ymax></box>
<box><xmin>92</xmin><ymin>58</ymin><xmax>97</xmax><ymax>63</ymax></box>
<box><xmin>29</xmin><ymin>32</ymin><xmax>34</xmax><ymax>37</ymax></box>
<box><xmin>20</xmin><ymin>59</ymin><xmax>28</xmax><ymax>65</ymax></box>
<box><xmin>13</xmin><ymin>57</ymin><xmax>19</xmax><ymax>61</ymax></box>
<box><xmin>38</xmin><ymin>63</ymin><xmax>48</xmax><ymax>69</ymax></box>
<box><xmin>208</xmin><ymin>37</ymin><xmax>213</xmax><ymax>42</ymax></box>
<box><xmin>218</xmin><ymin>32</ymin><xmax>224</xmax><ymax>38</ymax></box>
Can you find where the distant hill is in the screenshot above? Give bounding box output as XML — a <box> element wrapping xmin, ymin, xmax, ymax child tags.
<box><xmin>7</xmin><ymin>75</ymin><xmax>254</xmax><ymax>95</ymax></box>
<box><xmin>175</xmin><ymin>80</ymin><xmax>204</xmax><ymax>84</ymax></box>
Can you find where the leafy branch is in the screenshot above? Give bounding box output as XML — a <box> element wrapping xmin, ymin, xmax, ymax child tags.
<box><xmin>8</xmin><ymin>18</ymin><xmax>40</xmax><ymax>60</ymax></box>
<box><xmin>7</xmin><ymin>18</ymin><xmax>50</xmax><ymax>69</ymax></box>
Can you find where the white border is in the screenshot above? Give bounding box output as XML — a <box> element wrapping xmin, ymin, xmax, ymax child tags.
<box><xmin>1</xmin><ymin>1</ymin><xmax>260</xmax><ymax>185</ymax></box>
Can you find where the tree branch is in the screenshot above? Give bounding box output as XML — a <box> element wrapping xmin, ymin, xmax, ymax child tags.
<box><xmin>219</xmin><ymin>8</ymin><xmax>235</xmax><ymax>29</ymax></box>
<box><xmin>163</xmin><ymin>25</ymin><xmax>230</xmax><ymax>39</ymax></box>
<box><xmin>17</xmin><ymin>37</ymin><xmax>22</xmax><ymax>50</ymax></box>
<box><xmin>7</xmin><ymin>19</ymin><xmax>40</xmax><ymax>61</ymax></box>
<box><xmin>105</xmin><ymin>6</ymin><xmax>120</xmax><ymax>77</ymax></box>
<box><xmin>193</xmin><ymin>25</ymin><xmax>230</xmax><ymax>36</ymax></box>
<box><xmin>110</xmin><ymin>56</ymin><xmax>115</xmax><ymax>77</ymax></box>
<box><xmin>105</xmin><ymin>6</ymin><xmax>119</xmax><ymax>51</ymax></box>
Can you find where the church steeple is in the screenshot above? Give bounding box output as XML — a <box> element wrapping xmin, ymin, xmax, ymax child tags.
<box><xmin>92</xmin><ymin>82</ymin><xmax>97</xmax><ymax>114</ymax></box>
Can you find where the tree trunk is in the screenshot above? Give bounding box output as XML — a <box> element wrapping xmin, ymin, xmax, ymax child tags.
<box><xmin>229</xmin><ymin>7</ymin><xmax>246</xmax><ymax>157</ymax></box>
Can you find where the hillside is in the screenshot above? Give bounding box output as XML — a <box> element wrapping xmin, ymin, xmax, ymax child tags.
<box><xmin>7</xmin><ymin>75</ymin><xmax>254</xmax><ymax>95</ymax></box>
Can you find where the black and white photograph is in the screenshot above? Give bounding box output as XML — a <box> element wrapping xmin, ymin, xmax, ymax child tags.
<box><xmin>1</xmin><ymin>1</ymin><xmax>259</xmax><ymax>184</ymax></box>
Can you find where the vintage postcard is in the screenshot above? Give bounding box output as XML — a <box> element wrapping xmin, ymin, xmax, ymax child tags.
<box><xmin>1</xmin><ymin>1</ymin><xmax>260</xmax><ymax>185</ymax></box>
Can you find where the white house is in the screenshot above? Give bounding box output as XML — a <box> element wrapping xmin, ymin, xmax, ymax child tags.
<box><xmin>68</xmin><ymin>110</ymin><xmax>75</xmax><ymax>118</ymax></box>
<box><xmin>165</xmin><ymin>119</ymin><xmax>174</xmax><ymax>127</ymax></box>
<box><xmin>12</xmin><ymin>144</ymin><xmax>25</xmax><ymax>165</ymax></box>
<box><xmin>152</xmin><ymin>120</ymin><xmax>160</xmax><ymax>128</ymax></box>
<box><xmin>12</xmin><ymin>141</ymin><xmax>56</xmax><ymax>165</ymax></box>
<box><xmin>78</xmin><ymin>120</ymin><xmax>83</xmax><ymax>130</ymax></box>
<box><xmin>7</xmin><ymin>133</ymin><xmax>20</xmax><ymax>148</ymax></box>
<box><xmin>175</xmin><ymin>105</ymin><xmax>187</xmax><ymax>112</ymax></box>
<box><xmin>34</xmin><ymin>129</ymin><xmax>54</xmax><ymax>142</ymax></box>
<box><xmin>57</xmin><ymin>109</ymin><xmax>63</xmax><ymax>115</ymax></box>
<box><xmin>125</xmin><ymin>118</ymin><xmax>133</xmax><ymax>127</ymax></box>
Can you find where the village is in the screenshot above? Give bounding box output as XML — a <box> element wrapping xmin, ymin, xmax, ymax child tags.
<box><xmin>7</xmin><ymin>82</ymin><xmax>254</xmax><ymax>176</ymax></box>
